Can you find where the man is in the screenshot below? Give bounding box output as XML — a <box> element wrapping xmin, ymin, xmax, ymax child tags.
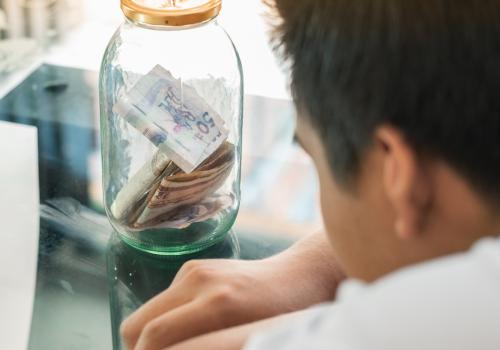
<box><xmin>121</xmin><ymin>0</ymin><xmax>500</xmax><ymax>349</ymax></box>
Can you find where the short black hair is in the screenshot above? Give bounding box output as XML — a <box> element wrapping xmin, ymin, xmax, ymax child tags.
<box><xmin>270</xmin><ymin>0</ymin><xmax>500</xmax><ymax>201</ymax></box>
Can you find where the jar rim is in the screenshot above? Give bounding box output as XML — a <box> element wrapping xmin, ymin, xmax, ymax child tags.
<box><xmin>121</xmin><ymin>0</ymin><xmax>222</xmax><ymax>27</ymax></box>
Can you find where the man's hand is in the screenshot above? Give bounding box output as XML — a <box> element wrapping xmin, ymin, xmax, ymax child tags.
<box><xmin>121</xmin><ymin>232</ymin><xmax>345</xmax><ymax>350</ymax></box>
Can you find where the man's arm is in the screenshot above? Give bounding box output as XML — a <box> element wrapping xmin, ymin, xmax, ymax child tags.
<box><xmin>166</xmin><ymin>311</ymin><xmax>311</xmax><ymax>350</ymax></box>
<box><xmin>123</xmin><ymin>231</ymin><xmax>345</xmax><ymax>350</ymax></box>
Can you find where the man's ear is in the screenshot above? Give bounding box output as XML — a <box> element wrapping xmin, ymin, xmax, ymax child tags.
<box><xmin>375</xmin><ymin>125</ymin><xmax>431</xmax><ymax>239</ymax></box>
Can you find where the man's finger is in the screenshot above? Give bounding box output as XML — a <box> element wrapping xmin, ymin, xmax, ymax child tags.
<box><xmin>134</xmin><ymin>298</ymin><xmax>225</xmax><ymax>350</ymax></box>
<box><xmin>121</xmin><ymin>286</ymin><xmax>192</xmax><ymax>349</ymax></box>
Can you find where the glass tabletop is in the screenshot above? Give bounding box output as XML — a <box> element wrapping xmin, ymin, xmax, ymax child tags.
<box><xmin>0</xmin><ymin>64</ymin><xmax>320</xmax><ymax>349</ymax></box>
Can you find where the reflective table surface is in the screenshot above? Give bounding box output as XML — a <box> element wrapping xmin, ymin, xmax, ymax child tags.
<box><xmin>0</xmin><ymin>65</ymin><xmax>313</xmax><ymax>349</ymax></box>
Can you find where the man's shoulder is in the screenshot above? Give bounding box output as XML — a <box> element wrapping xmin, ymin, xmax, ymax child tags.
<box><xmin>245</xmin><ymin>237</ymin><xmax>500</xmax><ymax>350</ymax></box>
<box><xmin>374</xmin><ymin>236</ymin><xmax>499</xmax><ymax>288</ymax></box>
<box><xmin>340</xmin><ymin>236</ymin><xmax>500</xmax><ymax>312</ymax></box>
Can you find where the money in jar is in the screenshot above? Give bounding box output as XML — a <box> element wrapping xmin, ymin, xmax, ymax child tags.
<box><xmin>99</xmin><ymin>0</ymin><xmax>243</xmax><ymax>255</ymax></box>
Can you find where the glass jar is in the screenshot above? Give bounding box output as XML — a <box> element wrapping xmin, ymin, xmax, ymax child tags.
<box><xmin>99</xmin><ymin>0</ymin><xmax>243</xmax><ymax>255</ymax></box>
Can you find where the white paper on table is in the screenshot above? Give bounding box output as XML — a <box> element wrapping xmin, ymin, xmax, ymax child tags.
<box><xmin>0</xmin><ymin>121</ymin><xmax>39</xmax><ymax>350</ymax></box>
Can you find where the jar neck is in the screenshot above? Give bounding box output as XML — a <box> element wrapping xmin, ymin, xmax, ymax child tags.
<box><xmin>124</xmin><ymin>16</ymin><xmax>218</xmax><ymax>31</ymax></box>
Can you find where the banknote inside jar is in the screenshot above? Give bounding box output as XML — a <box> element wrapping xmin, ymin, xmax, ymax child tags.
<box><xmin>111</xmin><ymin>141</ymin><xmax>235</xmax><ymax>230</ymax></box>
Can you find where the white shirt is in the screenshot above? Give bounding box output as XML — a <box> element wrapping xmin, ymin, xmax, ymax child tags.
<box><xmin>245</xmin><ymin>237</ymin><xmax>500</xmax><ymax>350</ymax></box>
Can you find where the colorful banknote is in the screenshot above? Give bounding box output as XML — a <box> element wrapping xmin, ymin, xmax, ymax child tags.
<box><xmin>113</xmin><ymin>65</ymin><xmax>229</xmax><ymax>173</ymax></box>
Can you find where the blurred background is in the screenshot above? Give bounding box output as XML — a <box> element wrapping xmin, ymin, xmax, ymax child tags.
<box><xmin>0</xmin><ymin>0</ymin><xmax>323</xmax><ymax>240</ymax></box>
<box><xmin>0</xmin><ymin>0</ymin><xmax>289</xmax><ymax>98</ymax></box>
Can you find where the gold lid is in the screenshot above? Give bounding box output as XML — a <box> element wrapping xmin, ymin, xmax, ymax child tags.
<box><xmin>121</xmin><ymin>0</ymin><xmax>222</xmax><ymax>26</ymax></box>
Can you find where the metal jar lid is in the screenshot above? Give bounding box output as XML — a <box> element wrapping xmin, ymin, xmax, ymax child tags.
<box><xmin>121</xmin><ymin>0</ymin><xmax>222</xmax><ymax>26</ymax></box>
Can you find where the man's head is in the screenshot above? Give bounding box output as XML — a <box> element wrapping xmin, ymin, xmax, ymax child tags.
<box><xmin>269</xmin><ymin>0</ymin><xmax>500</xmax><ymax>280</ymax></box>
